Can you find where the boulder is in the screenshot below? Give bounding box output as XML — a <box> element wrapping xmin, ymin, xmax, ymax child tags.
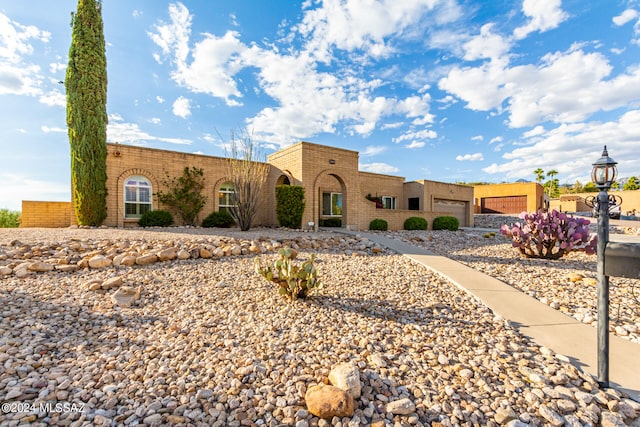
<box><xmin>305</xmin><ymin>384</ymin><xmax>354</xmax><ymax>419</ymax></box>
<box><xmin>89</xmin><ymin>256</ymin><xmax>112</xmax><ymax>269</ymax></box>
<box><xmin>28</xmin><ymin>261</ymin><xmax>54</xmax><ymax>272</ymax></box>
<box><xmin>177</xmin><ymin>249</ymin><xmax>191</xmax><ymax>260</ymax></box>
<box><xmin>200</xmin><ymin>248</ymin><xmax>213</xmax><ymax>259</ymax></box>
<box><xmin>102</xmin><ymin>276</ymin><xmax>123</xmax><ymax>290</ymax></box>
<box><xmin>157</xmin><ymin>247</ymin><xmax>178</xmax><ymax>262</ymax></box>
<box><xmin>111</xmin><ymin>286</ymin><xmax>140</xmax><ymax>308</ymax></box>
<box><xmin>328</xmin><ymin>363</ymin><xmax>361</xmax><ymax>398</ymax></box>
<box><xmin>0</xmin><ymin>266</ymin><xmax>13</xmax><ymax>276</ymax></box>
<box><xmin>385</xmin><ymin>398</ymin><xmax>415</xmax><ymax>415</ymax></box>
<box><xmin>135</xmin><ymin>254</ymin><xmax>158</xmax><ymax>266</ymax></box>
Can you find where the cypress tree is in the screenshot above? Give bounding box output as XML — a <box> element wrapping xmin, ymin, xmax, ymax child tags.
<box><xmin>66</xmin><ymin>0</ymin><xmax>108</xmax><ymax>225</ymax></box>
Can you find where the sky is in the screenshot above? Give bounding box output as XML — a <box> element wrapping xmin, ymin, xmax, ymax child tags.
<box><xmin>1</xmin><ymin>0</ymin><xmax>640</xmax><ymax>211</ymax></box>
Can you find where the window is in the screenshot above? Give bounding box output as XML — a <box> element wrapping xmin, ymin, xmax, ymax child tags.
<box><xmin>322</xmin><ymin>192</ymin><xmax>342</xmax><ymax>216</ymax></box>
<box><xmin>124</xmin><ymin>176</ymin><xmax>152</xmax><ymax>218</ymax></box>
<box><xmin>219</xmin><ymin>182</ymin><xmax>236</xmax><ymax>213</ymax></box>
<box><xmin>381</xmin><ymin>196</ymin><xmax>396</xmax><ymax>210</ymax></box>
<box><xmin>408</xmin><ymin>197</ymin><xmax>420</xmax><ymax>210</ymax></box>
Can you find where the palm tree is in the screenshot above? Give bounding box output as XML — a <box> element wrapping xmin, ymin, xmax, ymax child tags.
<box><xmin>546</xmin><ymin>169</ymin><xmax>559</xmax><ymax>197</ymax></box>
<box><xmin>533</xmin><ymin>168</ymin><xmax>545</xmax><ymax>183</ymax></box>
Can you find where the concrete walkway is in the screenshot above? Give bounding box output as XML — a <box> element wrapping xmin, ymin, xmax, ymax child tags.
<box><xmin>337</xmin><ymin>229</ymin><xmax>640</xmax><ymax>401</ymax></box>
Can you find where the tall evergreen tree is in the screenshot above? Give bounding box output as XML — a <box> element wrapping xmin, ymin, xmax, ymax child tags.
<box><xmin>66</xmin><ymin>0</ymin><xmax>108</xmax><ymax>225</ymax></box>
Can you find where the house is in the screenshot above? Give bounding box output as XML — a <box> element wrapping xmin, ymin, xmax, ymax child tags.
<box><xmin>21</xmin><ymin>141</ymin><xmax>474</xmax><ymax>230</ymax></box>
<box><xmin>473</xmin><ymin>182</ymin><xmax>545</xmax><ymax>214</ymax></box>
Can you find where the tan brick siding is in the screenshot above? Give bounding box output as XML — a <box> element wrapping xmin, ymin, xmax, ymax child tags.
<box><xmin>21</xmin><ymin>201</ymin><xmax>71</xmax><ymax>228</ymax></box>
<box><xmin>474</xmin><ymin>183</ymin><xmax>545</xmax><ymax>214</ymax></box>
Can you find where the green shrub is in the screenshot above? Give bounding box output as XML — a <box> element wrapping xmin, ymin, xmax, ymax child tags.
<box><xmin>275</xmin><ymin>185</ymin><xmax>305</xmax><ymax>228</ymax></box>
<box><xmin>320</xmin><ymin>218</ymin><xmax>342</xmax><ymax>227</ymax></box>
<box><xmin>138</xmin><ymin>210</ymin><xmax>173</xmax><ymax>227</ymax></box>
<box><xmin>0</xmin><ymin>209</ymin><xmax>21</xmax><ymax>228</ymax></box>
<box><xmin>433</xmin><ymin>216</ymin><xmax>459</xmax><ymax>231</ymax></box>
<box><xmin>369</xmin><ymin>218</ymin><xmax>388</xmax><ymax>231</ymax></box>
<box><xmin>156</xmin><ymin>166</ymin><xmax>206</xmax><ymax>226</ymax></box>
<box><xmin>403</xmin><ymin>216</ymin><xmax>428</xmax><ymax>230</ymax></box>
<box><xmin>255</xmin><ymin>247</ymin><xmax>322</xmax><ymax>301</ymax></box>
<box><xmin>202</xmin><ymin>210</ymin><xmax>235</xmax><ymax>228</ymax></box>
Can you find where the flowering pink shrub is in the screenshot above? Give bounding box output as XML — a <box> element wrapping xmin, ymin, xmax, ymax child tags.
<box><xmin>500</xmin><ymin>210</ymin><xmax>597</xmax><ymax>259</ymax></box>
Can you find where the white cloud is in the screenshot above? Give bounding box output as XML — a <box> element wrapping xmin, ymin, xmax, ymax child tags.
<box><xmin>0</xmin><ymin>13</ymin><xmax>50</xmax><ymax>96</ymax></box>
<box><xmin>149</xmin><ymin>117</ymin><xmax>161</xmax><ymax>125</ymax></box>
<box><xmin>295</xmin><ymin>0</ymin><xmax>449</xmax><ymax>62</ymax></box>
<box><xmin>172</xmin><ymin>96</ymin><xmax>191</xmax><ymax>118</ymax></box>
<box><xmin>613</xmin><ymin>9</ymin><xmax>638</xmax><ymax>26</ymax></box>
<box><xmin>107</xmin><ymin>114</ymin><xmax>191</xmax><ymax>145</ymax></box>
<box><xmin>360</xmin><ymin>145</ymin><xmax>387</xmax><ymax>157</ymax></box>
<box><xmin>0</xmin><ymin>172</ymin><xmax>69</xmax><ymax>211</ymax></box>
<box><xmin>39</xmin><ymin>90</ymin><xmax>65</xmax><ymax>107</ymax></box>
<box><xmin>513</xmin><ymin>0</ymin><xmax>568</xmax><ymax>40</ymax></box>
<box><xmin>489</xmin><ymin>136</ymin><xmax>502</xmax><ymax>144</ymax></box>
<box><xmin>392</xmin><ymin>128</ymin><xmax>437</xmax><ymax>143</ymax></box>
<box><xmin>405</xmin><ymin>141</ymin><xmax>425</xmax><ymax>149</ymax></box>
<box><xmin>483</xmin><ymin>110</ymin><xmax>640</xmax><ymax>181</ymax></box>
<box><xmin>439</xmin><ymin>47</ymin><xmax>640</xmax><ymax>128</ymax></box>
<box><xmin>493</xmin><ymin>143</ymin><xmax>504</xmax><ymax>152</ymax></box>
<box><xmin>41</xmin><ymin>125</ymin><xmax>65</xmax><ymax>133</ymax></box>
<box><xmin>471</xmin><ymin>135</ymin><xmax>483</xmax><ymax>141</ymax></box>
<box><xmin>359</xmin><ymin>162</ymin><xmax>400</xmax><ymax>174</ymax></box>
<box><xmin>456</xmin><ymin>152</ymin><xmax>484</xmax><ymax>161</ymax></box>
<box><xmin>462</xmin><ymin>23</ymin><xmax>511</xmax><ymax>61</ymax></box>
<box><xmin>156</xmin><ymin>96</ymin><xmax>165</xmax><ymax>104</ymax></box>
<box><xmin>48</xmin><ymin>62</ymin><xmax>65</xmax><ymax>73</ymax></box>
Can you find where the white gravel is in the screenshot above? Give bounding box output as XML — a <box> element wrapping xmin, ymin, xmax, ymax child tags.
<box><xmin>1</xmin><ymin>225</ymin><xmax>639</xmax><ymax>426</ymax></box>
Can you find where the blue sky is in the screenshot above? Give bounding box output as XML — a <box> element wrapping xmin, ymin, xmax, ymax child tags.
<box><xmin>1</xmin><ymin>0</ymin><xmax>640</xmax><ymax>211</ymax></box>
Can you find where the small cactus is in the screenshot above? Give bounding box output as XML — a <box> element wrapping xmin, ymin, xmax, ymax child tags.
<box><xmin>500</xmin><ymin>210</ymin><xmax>596</xmax><ymax>259</ymax></box>
<box><xmin>255</xmin><ymin>247</ymin><xmax>321</xmax><ymax>300</ymax></box>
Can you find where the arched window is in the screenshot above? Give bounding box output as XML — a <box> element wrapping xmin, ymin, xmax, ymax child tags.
<box><xmin>218</xmin><ymin>182</ymin><xmax>236</xmax><ymax>213</ymax></box>
<box><xmin>124</xmin><ymin>175</ymin><xmax>152</xmax><ymax>218</ymax></box>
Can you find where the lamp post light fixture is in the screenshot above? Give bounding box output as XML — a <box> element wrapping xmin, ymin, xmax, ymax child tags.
<box><xmin>591</xmin><ymin>145</ymin><xmax>617</xmax><ymax>388</ymax></box>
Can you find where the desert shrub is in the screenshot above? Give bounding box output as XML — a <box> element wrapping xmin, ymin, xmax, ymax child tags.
<box><xmin>500</xmin><ymin>209</ymin><xmax>596</xmax><ymax>259</ymax></box>
<box><xmin>255</xmin><ymin>247</ymin><xmax>321</xmax><ymax>301</ymax></box>
<box><xmin>433</xmin><ymin>216</ymin><xmax>459</xmax><ymax>231</ymax></box>
<box><xmin>138</xmin><ymin>210</ymin><xmax>173</xmax><ymax>227</ymax></box>
<box><xmin>320</xmin><ymin>218</ymin><xmax>342</xmax><ymax>227</ymax></box>
<box><xmin>202</xmin><ymin>210</ymin><xmax>234</xmax><ymax>228</ymax></box>
<box><xmin>156</xmin><ymin>166</ymin><xmax>206</xmax><ymax>226</ymax></box>
<box><xmin>276</xmin><ymin>185</ymin><xmax>305</xmax><ymax>228</ymax></box>
<box><xmin>369</xmin><ymin>219</ymin><xmax>388</xmax><ymax>231</ymax></box>
<box><xmin>0</xmin><ymin>209</ymin><xmax>21</xmax><ymax>228</ymax></box>
<box><xmin>403</xmin><ymin>216</ymin><xmax>428</xmax><ymax>230</ymax></box>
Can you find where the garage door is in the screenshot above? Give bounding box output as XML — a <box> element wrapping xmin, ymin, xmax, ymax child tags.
<box><xmin>434</xmin><ymin>199</ymin><xmax>468</xmax><ymax>226</ymax></box>
<box><xmin>481</xmin><ymin>196</ymin><xmax>527</xmax><ymax>214</ymax></box>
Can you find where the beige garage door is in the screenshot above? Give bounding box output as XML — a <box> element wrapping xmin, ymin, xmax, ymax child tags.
<box><xmin>434</xmin><ymin>199</ymin><xmax>468</xmax><ymax>226</ymax></box>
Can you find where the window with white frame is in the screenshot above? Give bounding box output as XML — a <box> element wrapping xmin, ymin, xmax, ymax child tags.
<box><xmin>218</xmin><ymin>182</ymin><xmax>236</xmax><ymax>213</ymax></box>
<box><xmin>124</xmin><ymin>176</ymin><xmax>152</xmax><ymax>218</ymax></box>
<box><xmin>322</xmin><ymin>192</ymin><xmax>342</xmax><ymax>216</ymax></box>
<box><xmin>381</xmin><ymin>196</ymin><xmax>396</xmax><ymax>210</ymax></box>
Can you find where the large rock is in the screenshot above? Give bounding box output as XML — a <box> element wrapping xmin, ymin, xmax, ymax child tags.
<box><xmin>136</xmin><ymin>254</ymin><xmax>158</xmax><ymax>266</ymax></box>
<box><xmin>0</xmin><ymin>266</ymin><xmax>13</xmax><ymax>276</ymax></box>
<box><xmin>305</xmin><ymin>384</ymin><xmax>354</xmax><ymax>419</ymax></box>
<box><xmin>28</xmin><ymin>261</ymin><xmax>54</xmax><ymax>272</ymax></box>
<box><xmin>177</xmin><ymin>249</ymin><xmax>191</xmax><ymax>260</ymax></box>
<box><xmin>157</xmin><ymin>247</ymin><xmax>178</xmax><ymax>261</ymax></box>
<box><xmin>111</xmin><ymin>286</ymin><xmax>140</xmax><ymax>308</ymax></box>
<box><xmin>102</xmin><ymin>276</ymin><xmax>123</xmax><ymax>290</ymax></box>
<box><xmin>385</xmin><ymin>398</ymin><xmax>415</xmax><ymax>415</ymax></box>
<box><xmin>328</xmin><ymin>363</ymin><xmax>361</xmax><ymax>398</ymax></box>
<box><xmin>89</xmin><ymin>255</ymin><xmax>112</xmax><ymax>269</ymax></box>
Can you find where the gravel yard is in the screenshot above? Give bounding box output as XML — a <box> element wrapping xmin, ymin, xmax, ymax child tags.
<box><xmin>1</xmin><ymin>226</ymin><xmax>639</xmax><ymax>426</ymax></box>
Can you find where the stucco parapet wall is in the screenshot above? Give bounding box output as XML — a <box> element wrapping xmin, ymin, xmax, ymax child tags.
<box><xmin>358</xmin><ymin>171</ymin><xmax>406</xmax><ymax>181</ymax></box>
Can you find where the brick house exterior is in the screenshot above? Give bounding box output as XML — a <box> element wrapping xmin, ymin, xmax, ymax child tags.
<box><xmin>23</xmin><ymin>141</ymin><xmax>474</xmax><ymax>229</ymax></box>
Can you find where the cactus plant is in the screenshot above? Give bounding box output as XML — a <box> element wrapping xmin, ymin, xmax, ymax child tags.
<box><xmin>500</xmin><ymin>210</ymin><xmax>596</xmax><ymax>259</ymax></box>
<box><xmin>255</xmin><ymin>247</ymin><xmax>321</xmax><ymax>300</ymax></box>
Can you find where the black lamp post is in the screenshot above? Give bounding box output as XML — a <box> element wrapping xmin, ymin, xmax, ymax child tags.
<box><xmin>591</xmin><ymin>145</ymin><xmax>618</xmax><ymax>387</ymax></box>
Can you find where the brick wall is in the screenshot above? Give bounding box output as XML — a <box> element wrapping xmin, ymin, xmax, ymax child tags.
<box><xmin>21</xmin><ymin>201</ymin><xmax>71</xmax><ymax>228</ymax></box>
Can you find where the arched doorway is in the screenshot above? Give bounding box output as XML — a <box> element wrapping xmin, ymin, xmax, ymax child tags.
<box><xmin>313</xmin><ymin>171</ymin><xmax>347</xmax><ymax>228</ymax></box>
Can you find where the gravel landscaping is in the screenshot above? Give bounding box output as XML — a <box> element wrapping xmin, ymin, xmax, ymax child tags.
<box><xmin>1</xmin><ymin>226</ymin><xmax>639</xmax><ymax>426</ymax></box>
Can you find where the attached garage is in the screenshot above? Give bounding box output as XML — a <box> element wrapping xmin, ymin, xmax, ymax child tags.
<box><xmin>434</xmin><ymin>199</ymin><xmax>469</xmax><ymax>226</ymax></box>
<box><xmin>481</xmin><ymin>196</ymin><xmax>527</xmax><ymax>214</ymax></box>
